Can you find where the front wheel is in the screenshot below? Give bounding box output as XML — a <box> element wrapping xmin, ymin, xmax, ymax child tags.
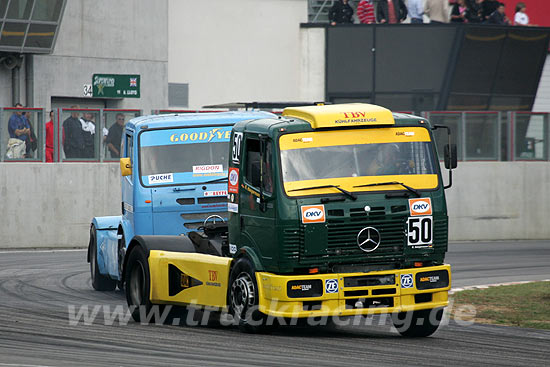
<box><xmin>89</xmin><ymin>225</ymin><xmax>116</xmax><ymax>291</ymax></box>
<box><xmin>228</xmin><ymin>257</ymin><xmax>274</xmax><ymax>333</ymax></box>
<box><xmin>125</xmin><ymin>246</ymin><xmax>185</xmax><ymax>325</ymax></box>
<box><xmin>392</xmin><ymin>308</ymin><xmax>443</xmax><ymax>337</ymax></box>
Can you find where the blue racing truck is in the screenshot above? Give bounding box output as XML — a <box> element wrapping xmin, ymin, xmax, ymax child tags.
<box><xmin>88</xmin><ymin>111</ymin><xmax>274</xmax><ymax>290</ymax></box>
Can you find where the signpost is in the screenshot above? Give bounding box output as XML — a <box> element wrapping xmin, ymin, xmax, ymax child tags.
<box><xmin>92</xmin><ymin>74</ymin><xmax>140</xmax><ymax>98</ymax></box>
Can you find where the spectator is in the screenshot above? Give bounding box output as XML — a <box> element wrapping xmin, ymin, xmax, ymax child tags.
<box><xmin>7</xmin><ymin>103</ymin><xmax>31</xmax><ymax>159</ymax></box>
<box><xmin>467</xmin><ymin>0</ymin><xmax>485</xmax><ymax>23</ymax></box>
<box><xmin>407</xmin><ymin>0</ymin><xmax>424</xmax><ymax>24</ymax></box>
<box><xmin>45</xmin><ymin>110</ymin><xmax>54</xmax><ymax>162</ymax></box>
<box><xmin>451</xmin><ymin>0</ymin><xmax>470</xmax><ymax>23</ymax></box>
<box><xmin>377</xmin><ymin>0</ymin><xmax>408</xmax><ymax>24</ymax></box>
<box><xmin>487</xmin><ymin>3</ymin><xmax>510</xmax><ymax>25</ymax></box>
<box><xmin>425</xmin><ymin>0</ymin><xmax>450</xmax><ymax>23</ymax></box>
<box><xmin>514</xmin><ymin>2</ymin><xmax>534</xmax><ymax>26</ymax></box>
<box><xmin>357</xmin><ymin>0</ymin><xmax>375</xmax><ymax>24</ymax></box>
<box><xmin>106</xmin><ymin>113</ymin><xmax>125</xmax><ymax>158</ymax></box>
<box><xmin>63</xmin><ymin>105</ymin><xmax>85</xmax><ymax>158</ymax></box>
<box><xmin>481</xmin><ymin>0</ymin><xmax>500</xmax><ymax>21</ymax></box>
<box><xmin>80</xmin><ymin>112</ymin><xmax>96</xmax><ymax>158</ymax></box>
<box><xmin>329</xmin><ymin>0</ymin><xmax>354</xmax><ymax>25</ymax></box>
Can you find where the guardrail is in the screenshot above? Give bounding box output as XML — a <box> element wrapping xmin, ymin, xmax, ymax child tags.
<box><xmin>1</xmin><ymin>108</ymin><xmax>548</xmax><ymax>162</ymax></box>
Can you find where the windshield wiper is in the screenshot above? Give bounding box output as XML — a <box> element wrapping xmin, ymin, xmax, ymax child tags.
<box><xmin>353</xmin><ymin>181</ymin><xmax>420</xmax><ymax>197</ymax></box>
<box><xmin>288</xmin><ymin>184</ymin><xmax>357</xmax><ymax>201</ymax></box>
<box><xmin>203</xmin><ymin>177</ymin><xmax>228</xmax><ymax>184</ymax></box>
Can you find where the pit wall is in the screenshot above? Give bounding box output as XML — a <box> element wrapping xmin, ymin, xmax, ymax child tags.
<box><xmin>0</xmin><ymin>162</ymin><xmax>548</xmax><ymax>248</ymax></box>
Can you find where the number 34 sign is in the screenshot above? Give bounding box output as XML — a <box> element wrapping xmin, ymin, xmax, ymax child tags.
<box><xmin>83</xmin><ymin>84</ymin><xmax>93</xmax><ymax>97</ymax></box>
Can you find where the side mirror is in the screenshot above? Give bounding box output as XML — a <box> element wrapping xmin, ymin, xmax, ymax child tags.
<box><xmin>444</xmin><ymin>144</ymin><xmax>458</xmax><ymax>170</ymax></box>
<box><xmin>120</xmin><ymin>157</ymin><xmax>132</xmax><ymax>177</ymax></box>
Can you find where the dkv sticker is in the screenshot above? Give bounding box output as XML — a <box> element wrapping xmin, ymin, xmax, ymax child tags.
<box><xmin>301</xmin><ymin>205</ymin><xmax>325</xmax><ymax>224</ymax></box>
<box><xmin>228</xmin><ymin>168</ymin><xmax>239</xmax><ymax>193</ymax></box>
<box><xmin>409</xmin><ymin>198</ymin><xmax>432</xmax><ymax>216</ymax></box>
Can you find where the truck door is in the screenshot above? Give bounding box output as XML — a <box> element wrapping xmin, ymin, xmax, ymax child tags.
<box><xmin>239</xmin><ymin>136</ymin><xmax>277</xmax><ymax>263</ymax></box>
<box><xmin>121</xmin><ymin>133</ymin><xmax>134</xmax><ymax>226</ymax></box>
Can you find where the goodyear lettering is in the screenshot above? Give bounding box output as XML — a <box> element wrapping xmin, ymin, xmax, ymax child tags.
<box><xmin>168</xmin><ymin>128</ymin><xmax>231</xmax><ymax>143</ymax></box>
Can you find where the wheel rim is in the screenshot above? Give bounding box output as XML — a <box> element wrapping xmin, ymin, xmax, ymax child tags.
<box><xmin>231</xmin><ymin>272</ymin><xmax>255</xmax><ymax>319</ymax></box>
<box><xmin>129</xmin><ymin>261</ymin><xmax>145</xmax><ymax>306</ymax></box>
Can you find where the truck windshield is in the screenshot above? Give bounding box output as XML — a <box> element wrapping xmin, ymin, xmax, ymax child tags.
<box><xmin>279</xmin><ymin>127</ymin><xmax>439</xmax><ymax>195</ymax></box>
<box><xmin>139</xmin><ymin>125</ymin><xmax>231</xmax><ymax>186</ymax></box>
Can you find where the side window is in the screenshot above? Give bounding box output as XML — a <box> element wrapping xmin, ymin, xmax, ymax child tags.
<box><xmin>245</xmin><ymin>139</ymin><xmax>261</xmax><ymax>188</ymax></box>
<box><xmin>126</xmin><ymin>134</ymin><xmax>133</xmax><ymax>163</ymax></box>
<box><xmin>244</xmin><ymin>138</ymin><xmax>273</xmax><ymax>195</ymax></box>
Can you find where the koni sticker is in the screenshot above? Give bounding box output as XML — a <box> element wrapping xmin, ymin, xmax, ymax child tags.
<box><xmin>301</xmin><ymin>205</ymin><xmax>325</xmax><ymax>224</ymax></box>
<box><xmin>193</xmin><ymin>164</ymin><xmax>223</xmax><ymax>174</ymax></box>
<box><xmin>228</xmin><ymin>168</ymin><xmax>239</xmax><ymax>193</ymax></box>
<box><xmin>148</xmin><ymin>173</ymin><xmax>173</xmax><ymax>184</ymax></box>
<box><xmin>409</xmin><ymin>198</ymin><xmax>432</xmax><ymax>216</ymax></box>
<box><xmin>204</xmin><ymin>190</ymin><xmax>227</xmax><ymax>197</ymax></box>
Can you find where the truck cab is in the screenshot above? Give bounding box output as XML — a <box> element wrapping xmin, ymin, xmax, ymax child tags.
<box><xmin>88</xmin><ymin>111</ymin><xmax>274</xmax><ymax>290</ymax></box>
<box><xmin>123</xmin><ymin>104</ymin><xmax>457</xmax><ymax>336</ymax></box>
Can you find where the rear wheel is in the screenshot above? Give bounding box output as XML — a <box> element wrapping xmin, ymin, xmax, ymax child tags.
<box><xmin>228</xmin><ymin>257</ymin><xmax>274</xmax><ymax>333</ymax></box>
<box><xmin>392</xmin><ymin>308</ymin><xmax>443</xmax><ymax>337</ymax></box>
<box><xmin>89</xmin><ymin>225</ymin><xmax>116</xmax><ymax>291</ymax></box>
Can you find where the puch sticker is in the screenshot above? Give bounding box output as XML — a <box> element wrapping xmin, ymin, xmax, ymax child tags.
<box><xmin>228</xmin><ymin>203</ymin><xmax>238</xmax><ymax>213</ymax></box>
<box><xmin>325</xmin><ymin>279</ymin><xmax>338</xmax><ymax>294</ymax></box>
<box><xmin>401</xmin><ymin>274</ymin><xmax>414</xmax><ymax>289</ymax></box>
<box><xmin>409</xmin><ymin>198</ymin><xmax>432</xmax><ymax>216</ymax></box>
<box><xmin>148</xmin><ymin>173</ymin><xmax>173</xmax><ymax>184</ymax></box>
<box><xmin>228</xmin><ymin>168</ymin><xmax>239</xmax><ymax>193</ymax></box>
<box><xmin>193</xmin><ymin>164</ymin><xmax>223</xmax><ymax>174</ymax></box>
<box><xmin>204</xmin><ymin>190</ymin><xmax>227</xmax><ymax>197</ymax></box>
<box><xmin>301</xmin><ymin>205</ymin><xmax>325</xmax><ymax>224</ymax></box>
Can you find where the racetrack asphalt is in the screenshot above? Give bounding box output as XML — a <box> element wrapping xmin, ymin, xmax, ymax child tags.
<box><xmin>0</xmin><ymin>240</ymin><xmax>548</xmax><ymax>366</ymax></box>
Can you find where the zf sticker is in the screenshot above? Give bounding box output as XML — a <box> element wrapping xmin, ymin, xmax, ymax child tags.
<box><xmin>407</xmin><ymin>216</ymin><xmax>433</xmax><ymax>247</ymax></box>
<box><xmin>232</xmin><ymin>132</ymin><xmax>243</xmax><ymax>163</ymax></box>
<box><xmin>409</xmin><ymin>198</ymin><xmax>432</xmax><ymax>216</ymax></box>
<box><xmin>228</xmin><ymin>167</ymin><xmax>239</xmax><ymax>193</ymax></box>
<box><xmin>301</xmin><ymin>205</ymin><xmax>325</xmax><ymax>224</ymax></box>
<box><xmin>401</xmin><ymin>274</ymin><xmax>414</xmax><ymax>289</ymax></box>
<box><xmin>325</xmin><ymin>279</ymin><xmax>338</xmax><ymax>294</ymax></box>
<box><xmin>229</xmin><ymin>244</ymin><xmax>237</xmax><ymax>254</ymax></box>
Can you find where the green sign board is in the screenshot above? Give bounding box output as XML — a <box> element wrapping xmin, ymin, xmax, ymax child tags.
<box><xmin>92</xmin><ymin>74</ymin><xmax>140</xmax><ymax>98</ymax></box>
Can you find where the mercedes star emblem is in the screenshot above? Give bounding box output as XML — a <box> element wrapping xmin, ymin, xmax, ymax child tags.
<box><xmin>357</xmin><ymin>227</ymin><xmax>381</xmax><ymax>252</ymax></box>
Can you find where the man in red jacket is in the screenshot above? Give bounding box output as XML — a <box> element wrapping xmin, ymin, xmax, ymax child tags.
<box><xmin>377</xmin><ymin>0</ymin><xmax>408</xmax><ymax>23</ymax></box>
<box><xmin>357</xmin><ymin>0</ymin><xmax>376</xmax><ymax>24</ymax></box>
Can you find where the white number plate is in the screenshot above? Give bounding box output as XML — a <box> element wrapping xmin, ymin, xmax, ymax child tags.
<box><xmin>407</xmin><ymin>216</ymin><xmax>433</xmax><ymax>247</ymax></box>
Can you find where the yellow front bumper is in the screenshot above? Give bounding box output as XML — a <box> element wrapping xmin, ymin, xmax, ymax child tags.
<box><xmin>256</xmin><ymin>265</ymin><xmax>451</xmax><ymax>318</ymax></box>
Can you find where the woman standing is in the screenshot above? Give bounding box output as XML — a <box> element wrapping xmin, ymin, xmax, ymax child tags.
<box><xmin>451</xmin><ymin>0</ymin><xmax>470</xmax><ymax>23</ymax></box>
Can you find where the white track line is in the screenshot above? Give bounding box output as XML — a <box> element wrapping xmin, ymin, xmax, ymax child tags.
<box><xmin>0</xmin><ymin>249</ymin><xmax>86</xmax><ymax>254</ymax></box>
<box><xmin>450</xmin><ymin>279</ymin><xmax>550</xmax><ymax>294</ymax></box>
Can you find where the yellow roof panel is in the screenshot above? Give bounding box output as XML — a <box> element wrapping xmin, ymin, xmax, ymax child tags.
<box><xmin>282</xmin><ymin>103</ymin><xmax>395</xmax><ymax>129</ymax></box>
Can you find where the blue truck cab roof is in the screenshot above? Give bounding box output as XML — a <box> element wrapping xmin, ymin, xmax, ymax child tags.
<box><xmin>125</xmin><ymin>111</ymin><xmax>277</xmax><ymax>133</ymax></box>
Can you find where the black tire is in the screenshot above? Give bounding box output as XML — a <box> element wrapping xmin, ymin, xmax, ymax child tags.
<box><xmin>117</xmin><ymin>232</ymin><xmax>126</xmax><ymax>291</ymax></box>
<box><xmin>89</xmin><ymin>225</ymin><xmax>116</xmax><ymax>291</ymax></box>
<box><xmin>228</xmin><ymin>257</ymin><xmax>274</xmax><ymax>333</ymax></box>
<box><xmin>392</xmin><ymin>308</ymin><xmax>443</xmax><ymax>337</ymax></box>
<box><xmin>125</xmin><ymin>246</ymin><xmax>186</xmax><ymax>325</ymax></box>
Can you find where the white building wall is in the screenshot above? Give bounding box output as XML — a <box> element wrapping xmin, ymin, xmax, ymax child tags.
<box><xmin>168</xmin><ymin>0</ymin><xmax>308</xmax><ymax>109</ymax></box>
<box><xmin>533</xmin><ymin>56</ymin><xmax>550</xmax><ymax>112</ymax></box>
<box><xmin>31</xmin><ymin>0</ymin><xmax>168</xmax><ymax>112</ymax></box>
<box><xmin>299</xmin><ymin>27</ymin><xmax>325</xmax><ymax>101</ymax></box>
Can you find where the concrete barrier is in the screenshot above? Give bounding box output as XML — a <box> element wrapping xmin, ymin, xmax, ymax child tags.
<box><xmin>0</xmin><ymin>162</ymin><xmax>548</xmax><ymax>248</ymax></box>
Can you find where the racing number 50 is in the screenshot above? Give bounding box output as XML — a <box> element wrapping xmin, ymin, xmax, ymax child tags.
<box><xmin>407</xmin><ymin>216</ymin><xmax>433</xmax><ymax>246</ymax></box>
<box><xmin>232</xmin><ymin>132</ymin><xmax>243</xmax><ymax>163</ymax></box>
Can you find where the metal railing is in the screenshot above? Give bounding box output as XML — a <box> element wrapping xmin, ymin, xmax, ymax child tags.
<box><xmin>1</xmin><ymin>108</ymin><xmax>549</xmax><ymax>162</ymax></box>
